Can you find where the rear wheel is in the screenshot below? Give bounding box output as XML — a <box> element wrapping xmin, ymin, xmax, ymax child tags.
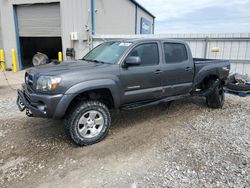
<box><xmin>65</xmin><ymin>100</ymin><xmax>111</xmax><ymax>146</ymax></box>
<box><xmin>206</xmin><ymin>80</ymin><xmax>224</xmax><ymax>108</ymax></box>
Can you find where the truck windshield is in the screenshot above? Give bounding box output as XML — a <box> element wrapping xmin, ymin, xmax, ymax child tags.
<box><xmin>83</xmin><ymin>42</ymin><xmax>132</xmax><ymax>64</ymax></box>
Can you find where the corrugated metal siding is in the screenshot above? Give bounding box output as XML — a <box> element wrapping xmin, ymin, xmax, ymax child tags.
<box><xmin>95</xmin><ymin>0</ymin><xmax>135</xmax><ymax>34</ymax></box>
<box><xmin>93</xmin><ymin>33</ymin><xmax>250</xmax><ymax>60</ymax></box>
<box><xmin>0</xmin><ymin>0</ymin><xmax>18</xmax><ymax>68</ymax></box>
<box><xmin>0</xmin><ymin>10</ymin><xmax>2</xmax><ymax>48</ymax></box>
<box><xmin>0</xmin><ymin>0</ymin><xmax>154</xmax><ymax>67</ymax></box>
<box><xmin>92</xmin><ymin>33</ymin><xmax>250</xmax><ymax>75</ymax></box>
<box><xmin>165</xmin><ymin>33</ymin><xmax>250</xmax><ymax>61</ymax></box>
<box><xmin>60</xmin><ymin>0</ymin><xmax>90</xmax><ymax>59</ymax></box>
<box><xmin>16</xmin><ymin>3</ymin><xmax>61</xmax><ymax>37</ymax></box>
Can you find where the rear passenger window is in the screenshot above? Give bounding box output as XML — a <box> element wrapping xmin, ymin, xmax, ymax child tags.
<box><xmin>164</xmin><ymin>43</ymin><xmax>188</xmax><ymax>63</ymax></box>
<box><xmin>128</xmin><ymin>43</ymin><xmax>159</xmax><ymax>66</ymax></box>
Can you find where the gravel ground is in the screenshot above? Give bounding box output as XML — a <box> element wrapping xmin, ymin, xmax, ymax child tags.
<box><xmin>0</xmin><ymin>85</ymin><xmax>250</xmax><ymax>188</ymax></box>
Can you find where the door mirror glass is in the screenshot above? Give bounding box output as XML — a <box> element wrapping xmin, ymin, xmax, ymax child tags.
<box><xmin>125</xmin><ymin>56</ymin><xmax>141</xmax><ymax>66</ymax></box>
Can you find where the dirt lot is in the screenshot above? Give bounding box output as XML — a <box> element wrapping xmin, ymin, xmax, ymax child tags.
<box><xmin>0</xmin><ymin>81</ymin><xmax>250</xmax><ymax>188</ymax></box>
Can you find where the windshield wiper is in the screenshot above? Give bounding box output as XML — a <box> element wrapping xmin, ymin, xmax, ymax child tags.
<box><xmin>83</xmin><ymin>59</ymin><xmax>105</xmax><ymax>64</ymax></box>
<box><xmin>82</xmin><ymin>58</ymin><xmax>90</xmax><ymax>62</ymax></box>
<box><xmin>92</xmin><ymin>60</ymin><xmax>105</xmax><ymax>64</ymax></box>
<box><xmin>82</xmin><ymin>57</ymin><xmax>106</xmax><ymax>64</ymax></box>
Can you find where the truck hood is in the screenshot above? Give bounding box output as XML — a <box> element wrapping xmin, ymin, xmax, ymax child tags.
<box><xmin>27</xmin><ymin>60</ymin><xmax>111</xmax><ymax>76</ymax></box>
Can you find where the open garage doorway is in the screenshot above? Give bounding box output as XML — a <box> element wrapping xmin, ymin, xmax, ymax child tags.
<box><xmin>20</xmin><ymin>37</ymin><xmax>62</xmax><ymax>68</ymax></box>
<box><xmin>16</xmin><ymin>3</ymin><xmax>61</xmax><ymax>68</ymax></box>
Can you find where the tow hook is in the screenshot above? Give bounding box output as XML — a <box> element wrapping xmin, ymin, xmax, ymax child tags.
<box><xmin>17</xmin><ymin>97</ymin><xmax>26</xmax><ymax>112</ymax></box>
<box><xmin>192</xmin><ymin>79</ymin><xmax>220</xmax><ymax>97</ymax></box>
<box><xmin>26</xmin><ymin>108</ymin><xmax>33</xmax><ymax>117</ymax></box>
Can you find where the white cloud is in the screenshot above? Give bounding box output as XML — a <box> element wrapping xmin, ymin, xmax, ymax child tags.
<box><xmin>136</xmin><ymin>0</ymin><xmax>250</xmax><ymax>33</ymax></box>
<box><xmin>137</xmin><ymin>0</ymin><xmax>250</xmax><ymax>21</ymax></box>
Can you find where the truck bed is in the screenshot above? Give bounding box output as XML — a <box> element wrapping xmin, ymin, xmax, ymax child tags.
<box><xmin>192</xmin><ymin>58</ymin><xmax>230</xmax><ymax>85</ymax></box>
<box><xmin>193</xmin><ymin>58</ymin><xmax>229</xmax><ymax>64</ymax></box>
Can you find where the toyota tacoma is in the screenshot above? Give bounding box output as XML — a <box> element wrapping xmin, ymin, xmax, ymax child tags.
<box><xmin>17</xmin><ymin>39</ymin><xmax>230</xmax><ymax>146</ymax></box>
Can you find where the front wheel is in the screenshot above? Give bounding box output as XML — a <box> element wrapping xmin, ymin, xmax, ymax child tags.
<box><xmin>65</xmin><ymin>100</ymin><xmax>111</xmax><ymax>146</ymax></box>
<box><xmin>206</xmin><ymin>80</ymin><xmax>225</xmax><ymax>109</ymax></box>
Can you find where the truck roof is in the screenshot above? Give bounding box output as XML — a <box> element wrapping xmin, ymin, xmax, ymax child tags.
<box><xmin>111</xmin><ymin>38</ymin><xmax>188</xmax><ymax>44</ymax></box>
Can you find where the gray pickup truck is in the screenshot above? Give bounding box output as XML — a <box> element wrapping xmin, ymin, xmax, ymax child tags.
<box><xmin>17</xmin><ymin>39</ymin><xmax>230</xmax><ymax>146</ymax></box>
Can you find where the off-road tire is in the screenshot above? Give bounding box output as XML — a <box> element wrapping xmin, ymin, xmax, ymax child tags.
<box><xmin>206</xmin><ymin>80</ymin><xmax>225</xmax><ymax>109</ymax></box>
<box><xmin>64</xmin><ymin>100</ymin><xmax>111</xmax><ymax>146</ymax></box>
<box><xmin>226</xmin><ymin>82</ymin><xmax>250</xmax><ymax>91</ymax></box>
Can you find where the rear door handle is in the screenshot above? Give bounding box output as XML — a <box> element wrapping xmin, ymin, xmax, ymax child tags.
<box><xmin>185</xmin><ymin>67</ymin><xmax>192</xmax><ymax>71</ymax></box>
<box><xmin>154</xmin><ymin>70</ymin><xmax>163</xmax><ymax>74</ymax></box>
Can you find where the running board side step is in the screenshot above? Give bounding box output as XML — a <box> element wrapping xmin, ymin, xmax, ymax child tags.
<box><xmin>121</xmin><ymin>94</ymin><xmax>190</xmax><ymax>111</ymax></box>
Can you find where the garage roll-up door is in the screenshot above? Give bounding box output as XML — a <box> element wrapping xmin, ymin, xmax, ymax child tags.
<box><xmin>16</xmin><ymin>3</ymin><xmax>61</xmax><ymax>37</ymax></box>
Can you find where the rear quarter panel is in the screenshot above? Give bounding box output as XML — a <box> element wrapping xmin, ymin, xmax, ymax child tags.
<box><xmin>193</xmin><ymin>60</ymin><xmax>230</xmax><ymax>86</ymax></box>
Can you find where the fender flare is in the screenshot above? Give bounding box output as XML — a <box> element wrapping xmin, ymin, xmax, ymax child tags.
<box><xmin>53</xmin><ymin>79</ymin><xmax>121</xmax><ymax>118</ymax></box>
<box><xmin>193</xmin><ymin>66</ymin><xmax>220</xmax><ymax>88</ymax></box>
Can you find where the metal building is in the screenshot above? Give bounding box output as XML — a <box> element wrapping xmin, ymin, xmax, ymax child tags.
<box><xmin>0</xmin><ymin>0</ymin><xmax>155</xmax><ymax>69</ymax></box>
<box><xmin>0</xmin><ymin>9</ymin><xmax>2</xmax><ymax>49</ymax></box>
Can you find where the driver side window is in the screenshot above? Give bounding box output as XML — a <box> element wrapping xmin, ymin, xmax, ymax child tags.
<box><xmin>128</xmin><ymin>43</ymin><xmax>159</xmax><ymax>66</ymax></box>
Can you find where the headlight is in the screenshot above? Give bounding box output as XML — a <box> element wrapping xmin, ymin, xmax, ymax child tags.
<box><xmin>36</xmin><ymin>76</ymin><xmax>61</xmax><ymax>91</ymax></box>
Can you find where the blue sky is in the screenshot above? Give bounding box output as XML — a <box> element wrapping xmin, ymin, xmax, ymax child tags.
<box><xmin>136</xmin><ymin>0</ymin><xmax>250</xmax><ymax>33</ymax></box>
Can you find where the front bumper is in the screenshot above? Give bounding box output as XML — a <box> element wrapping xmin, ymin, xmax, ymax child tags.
<box><xmin>17</xmin><ymin>85</ymin><xmax>63</xmax><ymax>118</ymax></box>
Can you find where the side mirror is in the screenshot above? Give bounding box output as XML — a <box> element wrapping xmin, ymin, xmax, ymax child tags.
<box><xmin>124</xmin><ymin>56</ymin><xmax>141</xmax><ymax>67</ymax></box>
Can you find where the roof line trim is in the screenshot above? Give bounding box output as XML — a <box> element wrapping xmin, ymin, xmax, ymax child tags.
<box><xmin>130</xmin><ymin>0</ymin><xmax>155</xmax><ymax>18</ymax></box>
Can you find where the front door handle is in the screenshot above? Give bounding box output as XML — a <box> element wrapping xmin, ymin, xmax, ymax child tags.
<box><xmin>185</xmin><ymin>67</ymin><xmax>192</xmax><ymax>71</ymax></box>
<box><xmin>154</xmin><ymin>70</ymin><xmax>163</xmax><ymax>74</ymax></box>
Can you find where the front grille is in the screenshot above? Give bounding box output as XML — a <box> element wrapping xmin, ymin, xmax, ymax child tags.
<box><xmin>24</xmin><ymin>90</ymin><xmax>31</xmax><ymax>102</ymax></box>
<box><xmin>22</xmin><ymin>83</ymin><xmax>32</xmax><ymax>102</ymax></box>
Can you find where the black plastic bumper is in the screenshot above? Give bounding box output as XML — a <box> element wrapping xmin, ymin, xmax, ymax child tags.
<box><xmin>17</xmin><ymin>86</ymin><xmax>63</xmax><ymax>118</ymax></box>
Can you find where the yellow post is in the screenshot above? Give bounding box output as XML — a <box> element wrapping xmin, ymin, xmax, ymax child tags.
<box><xmin>58</xmin><ymin>51</ymin><xmax>63</xmax><ymax>62</ymax></box>
<box><xmin>0</xmin><ymin>49</ymin><xmax>6</xmax><ymax>72</ymax></box>
<box><xmin>12</xmin><ymin>49</ymin><xmax>18</xmax><ymax>73</ymax></box>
